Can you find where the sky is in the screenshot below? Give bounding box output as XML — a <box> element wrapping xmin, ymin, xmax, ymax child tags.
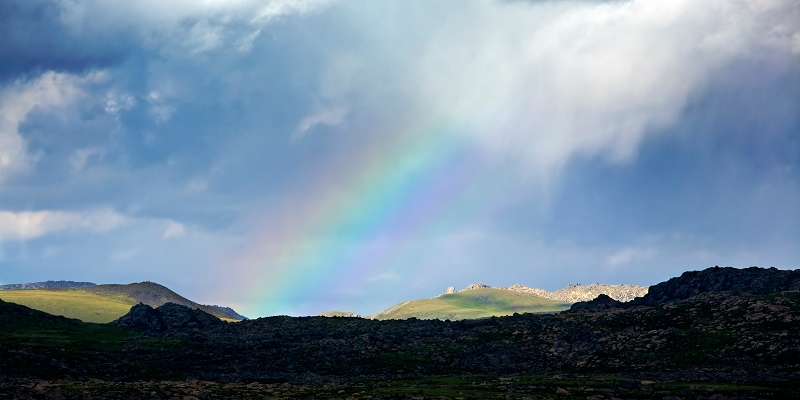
<box><xmin>0</xmin><ymin>0</ymin><xmax>798</xmax><ymax>318</ymax></box>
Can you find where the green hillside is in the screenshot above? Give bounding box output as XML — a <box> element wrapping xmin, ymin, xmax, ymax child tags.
<box><xmin>0</xmin><ymin>289</ymin><xmax>137</xmax><ymax>323</ymax></box>
<box><xmin>371</xmin><ymin>288</ymin><xmax>572</xmax><ymax>320</ymax></box>
<box><xmin>83</xmin><ymin>282</ymin><xmax>241</xmax><ymax>321</ymax></box>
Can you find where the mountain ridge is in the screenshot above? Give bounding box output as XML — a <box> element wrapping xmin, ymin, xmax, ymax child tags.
<box><xmin>570</xmin><ymin>265</ymin><xmax>800</xmax><ymax>311</ymax></box>
<box><xmin>0</xmin><ymin>281</ymin><xmax>97</xmax><ymax>291</ymax></box>
<box><xmin>82</xmin><ymin>282</ymin><xmax>243</xmax><ymax>321</ymax></box>
<box><xmin>0</xmin><ymin>280</ymin><xmax>246</xmax><ymax>321</ymax></box>
<box><xmin>441</xmin><ymin>282</ymin><xmax>648</xmax><ymax>302</ymax></box>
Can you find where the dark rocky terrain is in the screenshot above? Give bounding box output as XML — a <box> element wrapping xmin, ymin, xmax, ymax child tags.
<box><xmin>1</xmin><ymin>266</ymin><xmax>799</xmax><ymax>399</ymax></box>
<box><xmin>109</xmin><ymin>303</ymin><xmax>225</xmax><ymax>334</ymax></box>
<box><xmin>569</xmin><ymin>266</ymin><xmax>800</xmax><ymax>311</ymax></box>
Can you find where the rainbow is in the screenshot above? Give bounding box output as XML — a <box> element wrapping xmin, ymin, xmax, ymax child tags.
<box><xmin>227</xmin><ymin>121</ymin><xmax>509</xmax><ymax>317</ymax></box>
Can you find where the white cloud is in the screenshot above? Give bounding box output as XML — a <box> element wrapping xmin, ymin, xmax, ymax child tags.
<box><xmin>293</xmin><ymin>106</ymin><xmax>349</xmax><ymax>140</ymax></box>
<box><xmin>0</xmin><ymin>209</ymin><xmax>126</xmax><ymax>241</ymax></box>
<box><xmin>162</xmin><ymin>221</ymin><xmax>186</xmax><ymax>239</ymax></box>
<box><xmin>330</xmin><ymin>0</ymin><xmax>800</xmax><ymax>177</ymax></box>
<box><xmin>54</xmin><ymin>0</ymin><xmax>334</xmax><ymax>55</ymax></box>
<box><xmin>0</xmin><ymin>72</ymin><xmax>97</xmax><ymax>181</ymax></box>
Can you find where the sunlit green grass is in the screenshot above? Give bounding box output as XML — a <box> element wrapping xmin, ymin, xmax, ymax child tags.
<box><xmin>0</xmin><ymin>289</ymin><xmax>136</xmax><ymax>323</ymax></box>
<box><xmin>373</xmin><ymin>288</ymin><xmax>572</xmax><ymax>320</ymax></box>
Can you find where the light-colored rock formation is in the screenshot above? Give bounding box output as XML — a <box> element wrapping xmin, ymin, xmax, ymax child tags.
<box><xmin>317</xmin><ymin>311</ymin><xmax>362</xmax><ymax>318</ymax></box>
<box><xmin>461</xmin><ymin>283</ymin><xmax>492</xmax><ymax>291</ymax></box>
<box><xmin>507</xmin><ymin>283</ymin><xmax>649</xmax><ymax>303</ymax></box>
<box><xmin>441</xmin><ymin>282</ymin><xmax>649</xmax><ymax>303</ymax></box>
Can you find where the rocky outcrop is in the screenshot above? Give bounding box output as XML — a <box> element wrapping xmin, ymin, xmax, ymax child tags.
<box><xmin>439</xmin><ymin>286</ymin><xmax>456</xmax><ymax>296</ymax></box>
<box><xmin>461</xmin><ymin>283</ymin><xmax>492</xmax><ymax>291</ymax></box>
<box><xmin>443</xmin><ymin>282</ymin><xmax>648</xmax><ymax>302</ymax></box>
<box><xmin>110</xmin><ymin>303</ymin><xmax>165</xmax><ymax>331</ymax></box>
<box><xmin>110</xmin><ymin>302</ymin><xmax>224</xmax><ymax>334</ymax></box>
<box><xmin>508</xmin><ymin>283</ymin><xmax>648</xmax><ymax>302</ymax></box>
<box><xmin>629</xmin><ymin>266</ymin><xmax>800</xmax><ymax>306</ymax></box>
<box><xmin>318</xmin><ymin>311</ymin><xmax>361</xmax><ymax>318</ymax></box>
<box><xmin>569</xmin><ymin>266</ymin><xmax>800</xmax><ymax>310</ymax></box>
<box><xmin>568</xmin><ymin>293</ymin><xmax>624</xmax><ymax>311</ymax></box>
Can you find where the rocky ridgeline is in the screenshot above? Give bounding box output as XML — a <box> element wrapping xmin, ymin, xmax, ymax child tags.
<box><xmin>441</xmin><ymin>282</ymin><xmax>648</xmax><ymax>302</ymax></box>
<box><xmin>571</xmin><ymin>266</ymin><xmax>800</xmax><ymax>311</ymax></box>
<box><xmin>631</xmin><ymin>266</ymin><xmax>800</xmax><ymax>305</ymax></box>
<box><xmin>206</xmin><ymin>304</ymin><xmax>249</xmax><ymax>320</ymax></box>
<box><xmin>0</xmin><ymin>280</ymin><xmax>96</xmax><ymax>290</ymax></box>
<box><xmin>318</xmin><ymin>311</ymin><xmax>362</xmax><ymax>318</ymax></box>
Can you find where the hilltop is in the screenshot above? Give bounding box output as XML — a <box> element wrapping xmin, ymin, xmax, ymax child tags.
<box><xmin>366</xmin><ymin>281</ymin><xmax>647</xmax><ymax>320</ymax></box>
<box><xmin>318</xmin><ymin>311</ymin><xmax>361</xmax><ymax>318</ymax></box>
<box><xmin>0</xmin><ymin>281</ymin><xmax>246</xmax><ymax>323</ymax></box>
<box><xmin>448</xmin><ymin>282</ymin><xmax>648</xmax><ymax>302</ymax></box>
<box><xmin>82</xmin><ymin>282</ymin><xmax>244</xmax><ymax>321</ymax></box>
<box><xmin>369</xmin><ymin>288</ymin><xmax>571</xmax><ymax>320</ymax></box>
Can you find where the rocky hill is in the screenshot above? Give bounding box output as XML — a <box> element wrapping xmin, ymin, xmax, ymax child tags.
<box><xmin>82</xmin><ymin>282</ymin><xmax>243</xmax><ymax>321</ymax></box>
<box><xmin>440</xmin><ymin>282</ymin><xmax>648</xmax><ymax>302</ymax></box>
<box><xmin>370</xmin><ymin>288</ymin><xmax>571</xmax><ymax>320</ymax></box>
<box><xmin>570</xmin><ymin>266</ymin><xmax>800</xmax><ymax>311</ymax></box>
<box><xmin>0</xmin><ymin>281</ymin><xmax>96</xmax><ymax>290</ymax></box>
<box><xmin>630</xmin><ymin>266</ymin><xmax>800</xmax><ymax>306</ymax></box>
<box><xmin>110</xmin><ymin>302</ymin><xmax>225</xmax><ymax>334</ymax></box>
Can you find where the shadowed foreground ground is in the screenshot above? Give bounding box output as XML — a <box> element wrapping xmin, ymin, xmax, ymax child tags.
<box><xmin>1</xmin><ymin>267</ymin><xmax>799</xmax><ymax>399</ymax></box>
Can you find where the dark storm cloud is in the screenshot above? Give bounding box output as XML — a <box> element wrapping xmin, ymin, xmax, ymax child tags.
<box><xmin>0</xmin><ymin>1</ymin><xmax>133</xmax><ymax>84</ymax></box>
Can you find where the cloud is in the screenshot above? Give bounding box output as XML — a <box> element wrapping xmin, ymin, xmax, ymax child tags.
<box><xmin>0</xmin><ymin>209</ymin><xmax>126</xmax><ymax>241</ymax></box>
<box><xmin>53</xmin><ymin>0</ymin><xmax>333</xmax><ymax>56</ymax></box>
<box><xmin>0</xmin><ymin>71</ymin><xmax>96</xmax><ymax>181</ymax></box>
<box><xmin>162</xmin><ymin>221</ymin><xmax>186</xmax><ymax>239</ymax></box>
<box><xmin>0</xmin><ymin>0</ymin><xmax>335</xmax><ymax>83</ymax></box>
<box><xmin>329</xmin><ymin>0</ymin><xmax>800</xmax><ymax>177</ymax></box>
<box><xmin>293</xmin><ymin>107</ymin><xmax>349</xmax><ymax>140</ymax></box>
<box><xmin>69</xmin><ymin>147</ymin><xmax>104</xmax><ymax>172</ymax></box>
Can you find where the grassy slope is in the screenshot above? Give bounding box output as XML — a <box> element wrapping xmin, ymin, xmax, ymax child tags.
<box><xmin>372</xmin><ymin>288</ymin><xmax>572</xmax><ymax>320</ymax></box>
<box><xmin>83</xmin><ymin>282</ymin><xmax>239</xmax><ymax>321</ymax></box>
<box><xmin>0</xmin><ymin>289</ymin><xmax>136</xmax><ymax>323</ymax></box>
